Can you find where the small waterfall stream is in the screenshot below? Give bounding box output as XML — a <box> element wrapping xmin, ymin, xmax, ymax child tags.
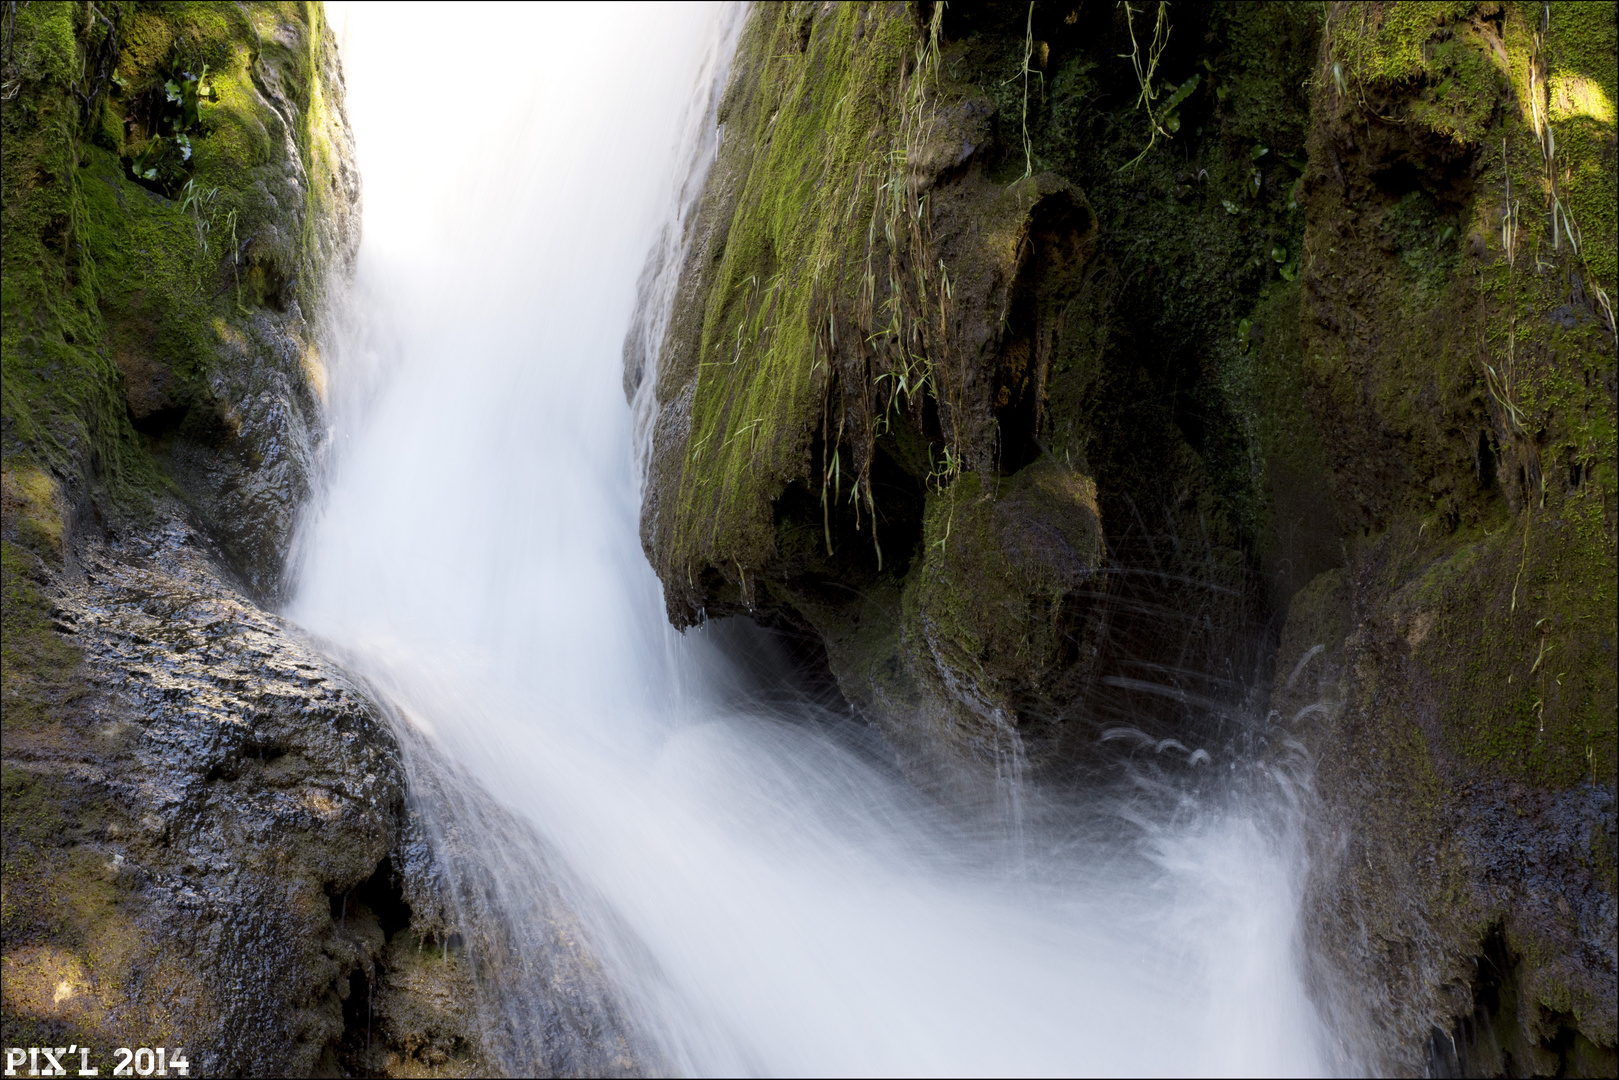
<box><xmin>294</xmin><ymin>4</ymin><xmax>1345</xmax><ymax>1074</ymax></box>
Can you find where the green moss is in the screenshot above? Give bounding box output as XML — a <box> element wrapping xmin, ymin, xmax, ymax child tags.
<box><xmin>1027</xmin><ymin>2</ymin><xmax>1322</xmax><ymax>589</ymax></box>
<box><xmin>890</xmin><ymin>458</ymin><xmax>1107</xmax><ymax>760</ymax></box>
<box><xmin>0</xmin><ymin>761</ymin><xmax>159</xmax><ymax>1056</ymax></box>
<box><xmin>1327</xmin><ymin>2</ymin><xmax>1506</xmax><ymax>143</ymax></box>
<box><xmin>1256</xmin><ymin>13</ymin><xmax>1615</xmax><ymax>1056</ymax></box>
<box><xmin>1276</xmin><ymin>565</ymin><xmax>1351</xmax><ymax>663</ymax></box>
<box><xmin>664</xmin><ymin>4</ymin><xmax>922</xmax><ymax>585</ymax></box>
<box><xmin>18</xmin><ymin>5</ymin><xmax>81</xmax><ymax>86</ymax></box>
<box><xmin>2</xmin><ymin>1</ymin><xmax>348</xmax><ymax>519</ymax></box>
<box><xmin>1</xmin><ymin>763</ymin><xmax>142</xmax><ymax>1021</ymax></box>
<box><xmin>658</xmin><ymin>2</ymin><xmax>1338</xmax><ymax>629</ymax></box>
<box><xmin>1329</xmin><ymin>2</ymin><xmax>1481</xmax><ymax>86</ymax></box>
<box><xmin>0</xmin><ymin>541</ymin><xmax>87</xmax><ymax>735</ymax></box>
<box><xmin>1295</xmin><ymin>2</ymin><xmax>1616</xmax><ymax>789</ymax></box>
<box><xmin>1314</xmin><ymin>2</ymin><xmax>1614</xmax><ymax>511</ymax></box>
<box><xmin>0</xmin><ymin>463</ymin><xmax>67</xmax><ymax>558</ymax></box>
<box><xmin>1544</xmin><ymin>1</ymin><xmax>1618</xmax><ymax>288</ymax></box>
<box><xmin>907</xmin><ymin>474</ymin><xmax>992</xmax><ymax>688</ymax></box>
<box><xmin>0</xmin><ymin>542</ymin><xmax>110</xmax><ymax>1041</ymax></box>
<box><xmin>1352</xmin><ymin>501</ymin><xmax>1617</xmax><ymax>789</ymax></box>
<box><xmin>3</xmin><ymin>2</ymin><xmax>354</xmax><ymax>1036</ymax></box>
<box><xmin>1381</xmin><ymin>188</ymin><xmax>1465</xmax><ymax>292</ymax></box>
<box><xmin>1</xmin><ymin>3</ymin><xmax>156</xmax><ymax>502</ymax></box>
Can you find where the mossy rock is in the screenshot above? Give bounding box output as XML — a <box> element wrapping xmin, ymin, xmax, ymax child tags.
<box><xmin>636</xmin><ymin>2</ymin><xmax>1614</xmax><ymax>1070</ymax></box>
<box><xmin>1281</xmin><ymin>2</ymin><xmax>1616</xmax><ymax>1070</ymax></box>
<box><xmin>2</xmin><ymin>0</ymin><xmax>357</xmax><ymax>600</ymax></box>
<box><xmin>638</xmin><ymin>1</ymin><xmax>1320</xmax><ymax>788</ymax></box>
<box><xmin>899</xmin><ymin>462</ymin><xmax>1107</xmax><ymax>762</ymax></box>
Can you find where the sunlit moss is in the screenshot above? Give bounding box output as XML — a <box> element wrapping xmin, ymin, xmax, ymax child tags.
<box><xmin>2</xmin><ymin>1</ymin><xmax>351</xmax><ymax>517</ymax></box>
<box><xmin>662</xmin><ymin>4</ymin><xmax>920</xmax><ymax>588</ymax></box>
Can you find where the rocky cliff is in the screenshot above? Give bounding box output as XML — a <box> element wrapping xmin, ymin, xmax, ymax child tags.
<box><xmin>2</xmin><ymin>4</ymin><xmax>482</xmax><ymax>1074</ymax></box>
<box><xmin>634</xmin><ymin>2</ymin><xmax>1616</xmax><ymax>1073</ymax></box>
<box><xmin>1282</xmin><ymin>3</ymin><xmax>1616</xmax><ymax>1072</ymax></box>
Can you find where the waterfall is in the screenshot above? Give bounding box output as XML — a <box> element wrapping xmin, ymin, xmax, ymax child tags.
<box><xmin>294</xmin><ymin>4</ymin><xmax>1346</xmax><ymax>1074</ymax></box>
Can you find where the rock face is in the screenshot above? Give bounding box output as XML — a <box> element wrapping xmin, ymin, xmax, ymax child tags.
<box><xmin>636</xmin><ymin>1</ymin><xmax>1615</xmax><ymax>1073</ymax></box>
<box><xmin>4</xmin><ymin>517</ymin><xmax>402</xmax><ymax>1074</ymax></box>
<box><xmin>3</xmin><ymin>516</ymin><xmax>494</xmax><ymax>1075</ymax></box>
<box><xmin>1277</xmin><ymin>3</ymin><xmax>1617</xmax><ymax>1073</ymax></box>
<box><xmin>638</xmin><ymin>3</ymin><xmax>1162</xmax><ymax>789</ymax></box>
<box><xmin>636</xmin><ymin>1</ymin><xmax>1312</xmax><ymax>785</ymax></box>
<box><xmin>2</xmin><ymin>3</ymin><xmax>485</xmax><ymax>1074</ymax></box>
<box><xmin>2</xmin><ymin>0</ymin><xmax>358</xmax><ymax>603</ymax></box>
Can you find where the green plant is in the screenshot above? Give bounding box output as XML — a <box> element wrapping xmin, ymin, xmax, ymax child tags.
<box><xmin>226</xmin><ymin>208</ymin><xmax>243</xmax><ymax>311</ymax></box>
<box><xmin>175</xmin><ymin>178</ymin><xmax>218</xmax><ymax>255</ymax></box>
<box><xmin>1012</xmin><ymin>3</ymin><xmax>1041</xmax><ymax>180</ymax></box>
<box><xmin>124</xmin><ymin>62</ymin><xmax>212</xmax><ymax>194</ymax></box>
<box><xmin>814</xmin><ymin>1</ymin><xmax>958</xmax><ymax>569</ymax></box>
<box><xmin>1117</xmin><ymin>1</ymin><xmax>1197</xmax><ymax>169</ymax></box>
<box><xmin>1483</xmin><ymin>138</ymin><xmax>1528</xmax><ymax>436</ymax></box>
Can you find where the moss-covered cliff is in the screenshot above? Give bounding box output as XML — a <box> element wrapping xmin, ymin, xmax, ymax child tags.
<box><xmin>638</xmin><ymin>1</ymin><xmax>1315</xmax><ymax>792</ymax></box>
<box><xmin>2</xmin><ymin>0</ymin><xmax>356</xmax><ymax>598</ymax></box>
<box><xmin>1279</xmin><ymin>2</ymin><xmax>1617</xmax><ymax>1073</ymax></box>
<box><xmin>636</xmin><ymin>1</ymin><xmax>1615</xmax><ymax>1072</ymax></box>
<box><xmin>1</xmin><ymin>4</ymin><xmax>485</xmax><ymax>1074</ymax></box>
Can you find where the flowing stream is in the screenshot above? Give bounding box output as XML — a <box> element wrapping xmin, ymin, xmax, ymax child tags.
<box><xmin>294</xmin><ymin>4</ymin><xmax>1345</xmax><ymax>1075</ymax></box>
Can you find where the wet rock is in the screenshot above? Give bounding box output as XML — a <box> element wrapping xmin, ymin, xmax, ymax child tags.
<box><xmin>369</xmin><ymin>931</ymin><xmax>489</xmax><ymax>1077</ymax></box>
<box><xmin>633</xmin><ymin>4</ymin><xmax>1614</xmax><ymax>1072</ymax></box>
<box><xmin>4</xmin><ymin>510</ymin><xmax>507</xmax><ymax>1074</ymax></box>
<box><xmin>1277</xmin><ymin>3</ymin><xmax>1617</xmax><ymax>1071</ymax></box>
<box><xmin>2</xmin><ymin>3</ymin><xmax>489</xmax><ymax>1070</ymax></box>
<box><xmin>4</xmin><ymin>512</ymin><xmax>401</xmax><ymax>1074</ymax></box>
<box><xmin>792</xmin><ymin>459</ymin><xmax>1109</xmax><ymax>797</ymax></box>
<box><xmin>375</xmin><ymin>724</ymin><xmax>645</xmax><ymax>1077</ymax></box>
<box><xmin>634</xmin><ymin>4</ymin><xmax>1118</xmax><ymax>792</ymax></box>
<box><xmin>1276</xmin><ymin>559</ymin><xmax>1616</xmax><ymax>1077</ymax></box>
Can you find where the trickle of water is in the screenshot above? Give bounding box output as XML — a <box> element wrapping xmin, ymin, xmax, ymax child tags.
<box><xmin>296</xmin><ymin>4</ymin><xmax>1349</xmax><ymax>1075</ymax></box>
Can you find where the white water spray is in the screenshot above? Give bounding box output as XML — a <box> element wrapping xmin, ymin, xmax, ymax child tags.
<box><xmin>297</xmin><ymin>5</ymin><xmax>1344</xmax><ymax>1074</ymax></box>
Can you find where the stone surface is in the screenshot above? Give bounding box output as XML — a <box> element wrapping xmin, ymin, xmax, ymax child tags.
<box><xmin>1277</xmin><ymin>4</ymin><xmax>1617</xmax><ymax>1072</ymax></box>
<box><xmin>3</xmin><ymin>512</ymin><xmax>401</xmax><ymax>1074</ymax></box>
<box><xmin>1</xmin><ymin>4</ymin><xmax>488</xmax><ymax>1072</ymax></box>
<box><xmin>637</xmin><ymin>3</ymin><xmax>1127</xmax><ymax>788</ymax></box>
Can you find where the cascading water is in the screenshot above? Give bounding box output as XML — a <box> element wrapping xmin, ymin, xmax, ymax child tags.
<box><xmin>295</xmin><ymin>4</ymin><xmax>1349</xmax><ymax>1074</ymax></box>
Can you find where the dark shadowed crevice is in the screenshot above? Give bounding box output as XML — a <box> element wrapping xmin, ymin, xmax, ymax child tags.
<box><xmin>1429</xmin><ymin>924</ymin><xmax>1619</xmax><ymax>1079</ymax></box>
<box><xmin>328</xmin><ymin>857</ymin><xmax>417</xmax><ymax>1077</ymax></box>
<box><xmin>350</xmin><ymin>856</ymin><xmax>414</xmax><ymax>941</ymax></box>
<box><xmin>997</xmin><ymin>190</ymin><xmax>1095</xmax><ymax>475</ymax></box>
